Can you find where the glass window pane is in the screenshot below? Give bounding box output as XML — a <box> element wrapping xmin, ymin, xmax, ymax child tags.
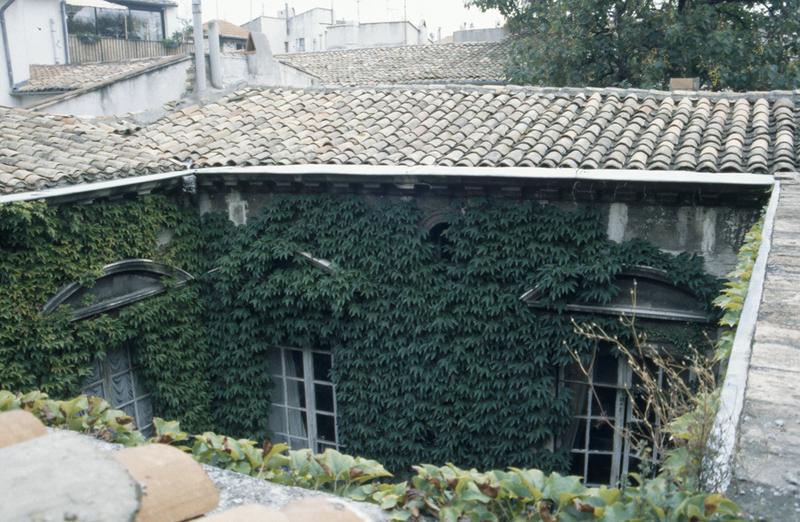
<box><xmin>128</xmin><ymin>9</ymin><xmax>163</xmax><ymax>41</ymax></box>
<box><xmin>586</xmin><ymin>454</ymin><xmax>613</xmax><ymax>485</ymax></box>
<box><xmin>286</xmin><ymin>379</ymin><xmax>306</xmax><ymax>408</ymax></box>
<box><xmin>588</xmin><ymin>421</ymin><xmax>615</xmax><ymax>451</ymax></box>
<box><xmin>136</xmin><ymin>397</ymin><xmax>153</xmax><ymax>429</ymax></box>
<box><xmin>67</xmin><ymin>6</ymin><xmax>97</xmax><ymax>34</ymax></box>
<box><xmin>289</xmin><ymin>437</ymin><xmax>309</xmax><ymax>449</ymax></box>
<box><xmin>269</xmin><ymin>405</ymin><xmax>286</xmax><ymax>433</ymax></box>
<box><xmin>85</xmin><ymin>358</ymin><xmax>103</xmax><ymax>386</ymax></box>
<box><xmin>96</xmin><ymin>8</ymin><xmax>126</xmax><ymax>38</ymax></box>
<box><xmin>120</xmin><ymin>402</ymin><xmax>136</xmax><ymax>420</ymax></box>
<box><xmin>313</xmin><ymin>352</ymin><xmax>332</xmax><ymax>381</ymax></box>
<box><xmin>592</xmin><ymin>352</ymin><xmax>618</xmax><ymax>385</ymax></box>
<box><xmin>84</xmin><ymin>382</ymin><xmax>105</xmax><ymax>399</ymax></box>
<box><xmin>270</xmin><ymin>376</ymin><xmax>285</xmax><ymax>405</ymax></box>
<box><xmin>272</xmin><ymin>433</ymin><xmax>289</xmax><ymax>444</ymax></box>
<box><xmin>572</xmin><ymin>419</ymin><xmax>587</xmax><ymax>450</ymax></box>
<box><xmin>287</xmin><ymin>409</ymin><xmax>308</xmax><ymax>437</ymax></box>
<box><xmin>284</xmin><ymin>350</ymin><xmax>304</xmax><ymax>378</ymax></box>
<box><xmin>316</xmin><ymin>414</ymin><xmax>336</xmax><ymax>443</ymax></box>
<box><xmin>569</xmin><ymin>453</ymin><xmax>584</xmax><ymax>478</ymax></box>
<box><xmin>107</xmin><ymin>346</ymin><xmax>130</xmax><ymax>374</ymax></box>
<box><xmin>591</xmin><ymin>387</ymin><xmax>618</xmax><ymax>418</ymax></box>
<box><xmin>314</xmin><ymin>384</ymin><xmax>334</xmax><ymax>413</ymax></box>
<box><xmin>110</xmin><ymin>372</ymin><xmax>135</xmax><ymax>405</ymax></box>
<box><xmin>268</xmin><ymin>349</ymin><xmax>283</xmax><ymax>376</ymax></box>
<box><xmin>317</xmin><ymin>442</ymin><xmax>337</xmax><ymax>453</ymax></box>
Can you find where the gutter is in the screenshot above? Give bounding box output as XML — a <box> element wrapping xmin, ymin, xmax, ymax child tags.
<box><xmin>706</xmin><ymin>180</ymin><xmax>781</xmax><ymax>491</ymax></box>
<box><xmin>0</xmin><ymin>165</ymin><xmax>775</xmax><ymax>204</ymax></box>
<box><xmin>0</xmin><ymin>0</ymin><xmax>16</xmax><ymax>89</ymax></box>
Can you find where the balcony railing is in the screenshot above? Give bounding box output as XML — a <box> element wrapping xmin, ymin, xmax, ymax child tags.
<box><xmin>68</xmin><ymin>35</ymin><xmax>192</xmax><ymax>64</ymax></box>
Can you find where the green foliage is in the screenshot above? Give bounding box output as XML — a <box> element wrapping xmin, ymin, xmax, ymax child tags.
<box><xmin>0</xmin><ymin>196</ymin><xmax>212</xmax><ymax>432</ymax></box>
<box><xmin>1</xmin><ymin>390</ymin><xmax>744</xmax><ymax>521</ymax></box>
<box><xmin>713</xmin><ymin>219</ymin><xmax>762</xmax><ymax>360</ymax></box>
<box><xmin>200</xmin><ymin>195</ymin><xmax>719</xmax><ymax>473</ymax></box>
<box><xmin>470</xmin><ymin>0</ymin><xmax>800</xmax><ymax>91</ymax></box>
<box><xmin>0</xmin><ymin>389</ymin><xmax>145</xmax><ymax>446</ymax></box>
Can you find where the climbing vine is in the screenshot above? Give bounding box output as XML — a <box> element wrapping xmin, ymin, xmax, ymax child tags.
<box><xmin>0</xmin><ymin>195</ymin><xmax>213</xmax><ymax>432</ymax></box>
<box><xmin>200</xmin><ymin>195</ymin><xmax>720</xmax><ymax>474</ymax></box>
<box><xmin>0</xmin><ymin>192</ymin><xmax>721</xmax><ymax>474</ymax></box>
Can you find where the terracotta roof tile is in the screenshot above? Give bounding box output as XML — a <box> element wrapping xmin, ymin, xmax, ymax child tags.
<box><xmin>276</xmin><ymin>42</ymin><xmax>509</xmax><ymax>85</ymax></box>
<box><xmin>17</xmin><ymin>56</ymin><xmax>183</xmax><ymax>93</ymax></box>
<box><xmin>0</xmin><ymin>86</ymin><xmax>797</xmax><ymax>194</ymax></box>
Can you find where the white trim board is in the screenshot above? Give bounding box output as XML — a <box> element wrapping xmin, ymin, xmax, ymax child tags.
<box><xmin>0</xmin><ymin>166</ymin><xmax>776</xmax><ymax>204</ymax></box>
<box><xmin>706</xmin><ymin>180</ymin><xmax>781</xmax><ymax>491</ymax></box>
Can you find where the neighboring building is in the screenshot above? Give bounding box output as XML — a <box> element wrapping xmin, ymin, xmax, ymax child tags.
<box><xmin>244</xmin><ymin>7</ymin><xmax>333</xmax><ymax>54</ymax></box>
<box><xmin>65</xmin><ymin>0</ymin><xmax>181</xmax><ymax>41</ymax></box>
<box><xmin>203</xmin><ymin>19</ymin><xmax>249</xmax><ymax>52</ymax></box>
<box><xmin>0</xmin><ymin>0</ymin><xmax>68</xmax><ymax>107</ymax></box>
<box><xmin>275</xmin><ymin>41</ymin><xmax>509</xmax><ymax>85</ymax></box>
<box><xmin>325</xmin><ymin>20</ymin><xmax>430</xmax><ymax>50</ymax></box>
<box><xmin>452</xmin><ymin>26</ymin><xmax>507</xmax><ymax>43</ymax></box>
<box><xmin>13</xmin><ymin>55</ymin><xmax>192</xmax><ymax>116</ymax></box>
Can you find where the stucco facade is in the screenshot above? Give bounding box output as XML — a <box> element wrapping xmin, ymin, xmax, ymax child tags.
<box><xmin>0</xmin><ymin>0</ymin><xmax>66</xmax><ymax>106</ymax></box>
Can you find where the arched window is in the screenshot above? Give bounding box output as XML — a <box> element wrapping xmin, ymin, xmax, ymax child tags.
<box><xmin>427</xmin><ymin>222</ymin><xmax>453</xmax><ymax>261</ymax></box>
<box><xmin>43</xmin><ymin>259</ymin><xmax>194</xmax><ymax>436</ymax></box>
<box><xmin>521</xmin><ymin>266</ymin><xmax>713</xmax><ymax>485</ymax></box>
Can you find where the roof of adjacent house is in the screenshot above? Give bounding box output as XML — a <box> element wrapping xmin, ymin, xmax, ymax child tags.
<box><xmin>275</xmin><ymin>42</ymin><xmax>510</xmax><ymax>85</ymax></box>
<box><xmin>0</xmin><ymin>86</ymin><xmax>797</xmax><ymax>194</ymax></box>
<box><xmin>17</xmin><ymin>56</ymin><xmax>185</xmax><ymax>93</ymax></box>
<box><xmin>203</xmin><ymin>20</ymin><xmax>250</xmax><ymax>41</ymax></box>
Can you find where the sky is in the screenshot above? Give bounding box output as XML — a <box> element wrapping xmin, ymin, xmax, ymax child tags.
<box><xmin>175</xmin><ymin>0</ymin><xmax>504</xmax><ymax>39</ymax></box>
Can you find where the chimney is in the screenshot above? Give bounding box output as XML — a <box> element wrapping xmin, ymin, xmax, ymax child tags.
<box><xmin>191</xmin><ymin>0</ymin><xmax>206</xmax><ymax>95</ymax></box>
<box><xmin>208</xmin><ymin>21</ymin><xmax>223</xmax><ymax>89</ymax></box>
<box><xmin>669</xmin><ymin>77</ymin><xmax>700</xmax><ymax>91</ymax></box>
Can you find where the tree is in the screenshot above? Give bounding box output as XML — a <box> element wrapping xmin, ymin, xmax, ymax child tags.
<box><xmin>469</xmin><ymin>0</ymin><xmax>800</xmax><ymax>91</ymax></box>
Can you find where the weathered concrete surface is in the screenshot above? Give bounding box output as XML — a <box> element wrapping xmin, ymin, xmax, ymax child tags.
<box><xmin>74</xmin><ymin>429</ymin><xmax>389</xmax><ymax>521</ymax></box>
<box><xmin>0</xmin><ymin>431</ymin><xmax>140</xmax><ymax>521</ymax></box>
<box><xmin>732</xmin><ymin>173</ymin><xmax>800</xmax><ymax>521</ymax></box>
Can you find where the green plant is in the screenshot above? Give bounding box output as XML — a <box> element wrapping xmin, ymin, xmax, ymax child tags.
<box><xmin>201</xmin><ymin>195</ymin><xmax>719</xmax><ymax>473</ymax></box>
<box><xmin>1</xmin><ymin>388</ymin><xmax>744</xmax><ymax>521</ymax></box>
<box><xmin>0</xmin><ymin>390</ymin><xmax>145</xmax><ymax>446</ymax></box>
<box><xmin>713</xmin><ymin>219</ymin><xmax>763</xmax><ymax>361</ymax></box>
<box><xmin>162</xmin><ymin>30</ymin><xmax>184</xmax><ymax>49</ymax></box>
<box><xmin>470</xmin><ymin>0</ymin><xmax>800</xmax><ymax>91</ymax></box>
<box><xmin>0</xmin><ymin>196</ymin><xmax>213</xmax><ymax>433</ymax></box>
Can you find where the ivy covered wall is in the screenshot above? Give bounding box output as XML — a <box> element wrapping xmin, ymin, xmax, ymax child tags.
<box><xmin>200</xmin><ymin>194</ymin><xmax>721</xmax><ymax>474</ymax></box>
<box><xmin>0</xmin><ymin>195</ymin><xmax>213</xmax><ymax>432</ymax></box>
<box><xmin>0</xmin><ymin>192</ymin><xmax>722</xmax><ymax>475</ymax></box>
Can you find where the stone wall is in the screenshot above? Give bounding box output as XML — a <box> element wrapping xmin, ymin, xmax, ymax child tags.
<box><xmin>196</xmin><ymin>178</ymin><xmax>765</xmax><ymax>278</ymax></box>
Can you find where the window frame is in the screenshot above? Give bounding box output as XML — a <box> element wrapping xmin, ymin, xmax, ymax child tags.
<box><xmin>268</xmin><ymin>345</ymin><xmax>339</xmax><ymax>452</ymax></box>
<box><xmin>82</xmin><ymin>342</ymin><xmax>154</xmax><ymax>436</ymax></box>
<box><xmin>561</xmin><ymin>346</ymin><xmax>664</xmax><ymax>487</ymax></box>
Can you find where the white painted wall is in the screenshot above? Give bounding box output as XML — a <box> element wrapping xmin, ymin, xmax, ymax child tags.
<box><xmin>326</xmin><ymin>21</ymin><xmax>423</xmax><ymax>50</ymax></box>
<box><xmin>220</xmin><ymin>52</ymin><xmax>316</xmax><ymax>88</ymax></box>
<box><xmin>0</xmin><ymin>18</ymin><xmax>14</xmax><ymax>107</ymax></box>
<box><xmin>23</xmin><ymin>58</ymin><xmax>192</xmax><ymax>117</ymax></box>
<box><xmin>243</xmin><ymin>16</ymin><xmax>285</xmax><ymax>53</ymax></box>
<box><xmin>1</xmin><ymin>0</ymin><xmax>65</xmax><ymax>105</ymax></box>
<box><xmin>163</xmin><ymin>5</ymin><xmax>183</xmax><ymax>37</ymax></box>
<box><xmin>244</xmin><ymin>8</ymin><xmax>331</xmax><ymax>53</ymax></box>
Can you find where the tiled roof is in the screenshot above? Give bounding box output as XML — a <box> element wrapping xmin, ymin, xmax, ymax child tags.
<box><xmin>204</xmin><ymin>20</ymin><xmax>250</xmax><ymax>40</ymax></box>
<box><xmin>17</xmin><ymin>57</ymin><xmax>182</xmax><ymax>93</ymax></box>
<box><xmin>1</xmin><ymin>86</ymin><xmax>797</xmax><ymax>194</ymax></box>
<box><xmin>275</xmin><ymin>42</ymin><xmax>510</xmax><ymax>85</ymax></box>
